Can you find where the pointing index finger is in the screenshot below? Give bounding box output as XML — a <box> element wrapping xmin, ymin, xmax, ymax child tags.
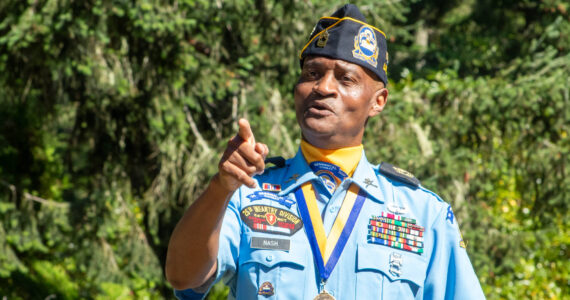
<box><xmin>238</xmin><ymin>118</ymin><xmax>256</xmax><ymax>145</ymax></box>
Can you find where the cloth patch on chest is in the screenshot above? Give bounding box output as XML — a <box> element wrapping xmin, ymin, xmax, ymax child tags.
<box><xmin>309</xmin><ymin>161</ymin><xmax>348</xmax><ymax>194</ymax></box>
<box><xmin>240</xmin><ymin>205</ymin><xmax>303</xmax><ymax>236</ymax></box>
<box><xmin>367</xmin><ymin>211</ymin><xmax>425</xmax><ymax>254</ymax></box>
<box><xmin>247</xmin><ymin>191</ymin><xmax>295</xmax><ymax>208</ymax></box>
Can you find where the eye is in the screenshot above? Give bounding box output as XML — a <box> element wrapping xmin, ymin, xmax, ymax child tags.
<box><xmin>302</xmin><ymin>69</ymin><xmax>319</xmax><ymax>80</ymax></box>
<box><xmin>340</xmin><ymin>74</ymin><xmax>356</xmax><ymax>85</ymax></box>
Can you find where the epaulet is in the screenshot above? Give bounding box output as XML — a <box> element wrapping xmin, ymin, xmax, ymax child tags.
<box><xmin>378</xmin><ymin>162</ymin><xmax>420</xmax><ymax>188</ymax></box>
<box><xmin>264</xmin><ymin>156</ymin><xmax>286</xmax><ymax>168</ymax></box>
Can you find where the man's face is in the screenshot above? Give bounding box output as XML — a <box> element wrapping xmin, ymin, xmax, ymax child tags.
<box><xmin>294</xmin><ymin>56</ymin><xmax>387</xmax><ymax>149</ymax></box>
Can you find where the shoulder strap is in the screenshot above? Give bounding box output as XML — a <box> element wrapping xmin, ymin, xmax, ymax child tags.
<box><xmin>378</xmin><ymin>162</ymin><xmax>420</xmax><ymax>187</ymax></box>
<box><xmin>264</xmin><ymin>156</ymin><xmax>286</xmax><ymax>168</ymax></box>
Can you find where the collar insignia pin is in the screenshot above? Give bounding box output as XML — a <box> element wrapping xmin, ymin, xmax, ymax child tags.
<box><xmin>285</xmin><ymin>173</ymin><xmax>300</xmax><ymax>184</ymax></box>
<box><xmin>363</xmin><ymin>178</ymin><xmax>377</xmax><ymax>188</ymax></box>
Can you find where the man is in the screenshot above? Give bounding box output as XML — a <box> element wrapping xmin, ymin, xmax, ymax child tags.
<box><xmin>165</xmin><ymin>4</ymin><xmax>486</xmax><ymax>299</ymax></box>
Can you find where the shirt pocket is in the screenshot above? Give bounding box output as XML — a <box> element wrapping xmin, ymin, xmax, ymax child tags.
<box><xmin>237</xmin><ymin>239</ymin><xmax>307</xmax><ymax>300</ymax></box>
<box><xmin>356</xmin><ymin>242</ymin><xmax>427</xmax><ymax>299</ymax></box>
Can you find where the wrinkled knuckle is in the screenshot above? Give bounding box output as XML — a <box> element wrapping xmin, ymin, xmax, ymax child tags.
<box><xmin>251</xmin><ymin>154</ymin><xmax>263</xmax><ymax>166</ymax></box>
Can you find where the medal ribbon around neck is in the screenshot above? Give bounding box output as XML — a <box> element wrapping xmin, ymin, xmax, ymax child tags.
<box><xmin>295</xmin><ymin>182</ymin><xmax>366</xmax><ymax>281</ymax></box>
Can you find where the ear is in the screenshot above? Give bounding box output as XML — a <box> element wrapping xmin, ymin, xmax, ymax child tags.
<box><xmin>368</xmin><ymin>88</ymin><xmax>388</xmax><ymax>117</ymax></box>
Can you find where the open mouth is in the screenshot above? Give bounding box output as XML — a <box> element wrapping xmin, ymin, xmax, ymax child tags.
<box><xmin>306</xmin><ymin>101</ymin><xmax>334</xmax><ymax>116</ymax></box>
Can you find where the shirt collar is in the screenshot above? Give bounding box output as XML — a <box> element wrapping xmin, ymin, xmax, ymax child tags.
<box><xmin>348</xmin><ymin>152</ymin><xmax>384</xmax><ymax>203</ymax></box>
<box><xmin>278</xmin><ymin>149</ymin><xmax>316</xmax><ymax>196</ymax></box>
<box><xmin>279</xmin><ymin>148</ymin><xmax>386</xmax><ymax>203</ymax></box>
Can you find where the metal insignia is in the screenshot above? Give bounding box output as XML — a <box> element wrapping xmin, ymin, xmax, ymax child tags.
<box><xmin>285</xmin><ymin>173</ymin><xmax>300</xmax><ymax>184</ymax></box>
<box><xmin>389</xmin><ymin>252</ymin><xmax>403</xmax><ymax>277</ymax></box>
<box><xmin>387</xmin><ymin>203</ymin><xmax>408</xmax><ymax>215</ymax></box>
<box><xmin>258</xmin><ymin>281</ymin><xmax>274</xmax><ymax>296</ymax></box>
<box><xmin>251</xmin><ymin>237</ymin><xmax>291</xmax><ymax>251</ymax></box>
<box><xmin>363</xmin><ymin>178</ymin><xmax>378</xmax><ymax>189</ymax></box>
<box><xmin>316</xmin><ymin>30</ymin><xmax>329</xmax><ymax>47</ymax></box>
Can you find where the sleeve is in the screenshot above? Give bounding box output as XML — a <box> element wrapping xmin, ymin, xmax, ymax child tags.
<box><xmin>423</xmin><ymin>203</ymin><xmax>486</xmax><ymax>300</ymax></box>
<box><xmin>174</xmin><ymin>188</ymin><xmax>243</xmax><ymax>300</ymax></box>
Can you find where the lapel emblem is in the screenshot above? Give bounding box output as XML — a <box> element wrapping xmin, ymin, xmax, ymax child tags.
<box><xmin>364</xmin><ymin>178</ymin><xmax>378</xmax><ymax>189</ymax></box>
<box><xmin>285</xmin><ymin>173</ymin><xmax>300</xmax><ymax>184</ymax></box>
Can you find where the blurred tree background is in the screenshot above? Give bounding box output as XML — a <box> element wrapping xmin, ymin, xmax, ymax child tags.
<box><xmin>0</xmin><ymin>0</ymin><xmax>568</xmax><ymax>299</ymax></box>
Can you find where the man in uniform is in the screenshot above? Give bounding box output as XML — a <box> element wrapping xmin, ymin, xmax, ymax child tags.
<box><xmin>165</xmin><ymin>4</ymin><xmax>486</xmax><ymax>299</ymax></box>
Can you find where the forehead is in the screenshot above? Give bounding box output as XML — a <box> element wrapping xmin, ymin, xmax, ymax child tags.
<box><xmin>303</xmin><ymin>56</ymin><xmax>362</xmax><ymax>71</ymax></box>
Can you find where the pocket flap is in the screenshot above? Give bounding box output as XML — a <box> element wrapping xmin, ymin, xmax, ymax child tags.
<box><xmin>357</xmin><ymin>243</ymin><xmax>427</xmax><ymax>286</ymax></box>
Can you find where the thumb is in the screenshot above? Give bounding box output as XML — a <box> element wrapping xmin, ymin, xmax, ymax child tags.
<box><xmin>238</xmin><ymin>118</ymin><xmax>255</xmax><ymax>145</ymax></box>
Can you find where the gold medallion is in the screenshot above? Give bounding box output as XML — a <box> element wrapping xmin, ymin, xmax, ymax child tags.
<box><xmin>313</xmin><ymin>291</ymin><xmax>336</xmax><ymax>300</ymax></box>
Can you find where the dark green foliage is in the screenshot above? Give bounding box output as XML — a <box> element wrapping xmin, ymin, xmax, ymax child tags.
<box><xmin>1</xmin><ymin>0</ymin><xmax>568</xmax><ymax>298</ymax></box>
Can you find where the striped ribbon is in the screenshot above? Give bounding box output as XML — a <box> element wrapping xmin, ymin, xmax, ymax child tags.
<box><xmin>295</xmin><ymin>182</ymin><xmax>366</xmax><ymax>281</ymax></box>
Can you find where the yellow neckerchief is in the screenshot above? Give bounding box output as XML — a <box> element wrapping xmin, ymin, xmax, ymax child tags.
<box><xmin>300</xmin><ymin>139</ymin><xmax>363</xmax><ymax>178</ymax></box>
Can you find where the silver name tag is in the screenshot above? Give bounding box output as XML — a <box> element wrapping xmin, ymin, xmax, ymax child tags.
<box><xmin>251</xmin><ymin>237</ymin><xmax>290</xmax><ymax>251</ymax></box>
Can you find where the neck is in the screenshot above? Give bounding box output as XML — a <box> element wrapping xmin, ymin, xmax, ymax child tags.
<box><xmin>301</xmin><ymin>131</ymin><xmax>365</xmax><ymax>150</ymax></box>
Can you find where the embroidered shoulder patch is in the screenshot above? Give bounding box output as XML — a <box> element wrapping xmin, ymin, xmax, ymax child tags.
<box><xmin>378</xmin><ymin>162</ymin><xmax>420</xmax><ymax>187</ymax></box>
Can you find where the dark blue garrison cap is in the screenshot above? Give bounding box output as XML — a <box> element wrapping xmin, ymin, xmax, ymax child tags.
<box><xmin>299</xmin><ymin>4</ymin><xmax>389</xmax><ymax>85</ymax></box>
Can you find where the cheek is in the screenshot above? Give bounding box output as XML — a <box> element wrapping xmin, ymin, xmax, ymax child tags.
<box><xmin>341</xmin><ymin>88</ymin><xmax>372</xmax><ymax>113</ymax></box>
<box><xmin>294</xmin><ymin>83</ymin><xmax>311</xmax><ymax>105</ymax></box>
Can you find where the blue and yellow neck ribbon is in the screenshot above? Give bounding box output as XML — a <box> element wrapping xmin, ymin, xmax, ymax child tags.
<box><xmin>300</xmin><ymin>139</ymin><xmax>362</xmax><ymax>177</ymax></box>
<box><xmin>295</xmin><ymin>182</ymin><xmax>367</xmax><ymax>281</ymax></box>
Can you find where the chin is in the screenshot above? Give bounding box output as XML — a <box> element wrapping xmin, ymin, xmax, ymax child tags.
<box><xmin>301</xmin><ymin>120</ymin><xmax>335</xmax><ymax>138</ymax></box>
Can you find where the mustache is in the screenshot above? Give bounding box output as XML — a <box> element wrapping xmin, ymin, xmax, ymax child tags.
<box><xmin>303</xmin><ymin>94</ymin><xmax>335</xmax><ymax>112</ymax></box>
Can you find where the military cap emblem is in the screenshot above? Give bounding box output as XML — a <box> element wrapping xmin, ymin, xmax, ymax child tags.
<box><xmin>352</xmin><ymin>25</ymin><xmax>379</xmax><ymax>68</ymax></box>
<box><xmin>316</xmin><ymin>30</ymin><xmax>329</xmax><ymax>48</ymax></box>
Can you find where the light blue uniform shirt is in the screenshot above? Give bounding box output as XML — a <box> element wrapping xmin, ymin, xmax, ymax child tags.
<box><xmin>175</xmin><ymin>150</ymin><xmax>486</xmax><ymax>299</ymax></box>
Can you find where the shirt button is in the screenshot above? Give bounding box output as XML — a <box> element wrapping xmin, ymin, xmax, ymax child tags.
<box><xmin>329</xmin><ymin>206</ymin><xmax>338</xmax><ymax>213</ymax></box>
<box><xmin>266</xmin><ymin>255</ymin><xmax>273</xmax><ymax>262</ymax></box>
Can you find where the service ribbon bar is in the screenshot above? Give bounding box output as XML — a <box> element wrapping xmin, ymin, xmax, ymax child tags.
<box><xmin>368</xmin><ymin>231</ymin><xmax>424</xmax><ymax>248</ymax></box>
<box><xmin>379</xmin><ymin>212</ymin><xmax>416</xmax><ymax>224</ymax></box>
<box><xmin>368</xmin><ymin>225</ymin><xmax>424</xmax><ymax>242</ymax></box>
<box><xmin>367</xmin><ymin>211</ymin><xmax>425</xmax><ymax>255</ymax></box>
<box><xmin>368</xmin><ymin>236</ymin><xmax>424</xmax><ymax>254</ymax></box>
<box><xmin>369</xmin><ymin>220</ymin><xmax>424</xmax><ymax>237</ymax></box>
<box><xmin>370</xmin><ymin>216</ymin><xmax>425</xmax><ymax>232</ymax></box>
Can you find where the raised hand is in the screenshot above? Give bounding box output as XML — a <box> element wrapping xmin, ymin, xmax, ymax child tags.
<box><xmin>217</xmin><ymin>118</ymin><xmax>269</xmax><ymax>191</ymax></box>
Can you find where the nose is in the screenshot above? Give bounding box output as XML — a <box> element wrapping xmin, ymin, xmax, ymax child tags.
<box><xmin>312</xmin><ymin>72</ymin><xmax>337</xmax><ymax>97</ymax></box>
